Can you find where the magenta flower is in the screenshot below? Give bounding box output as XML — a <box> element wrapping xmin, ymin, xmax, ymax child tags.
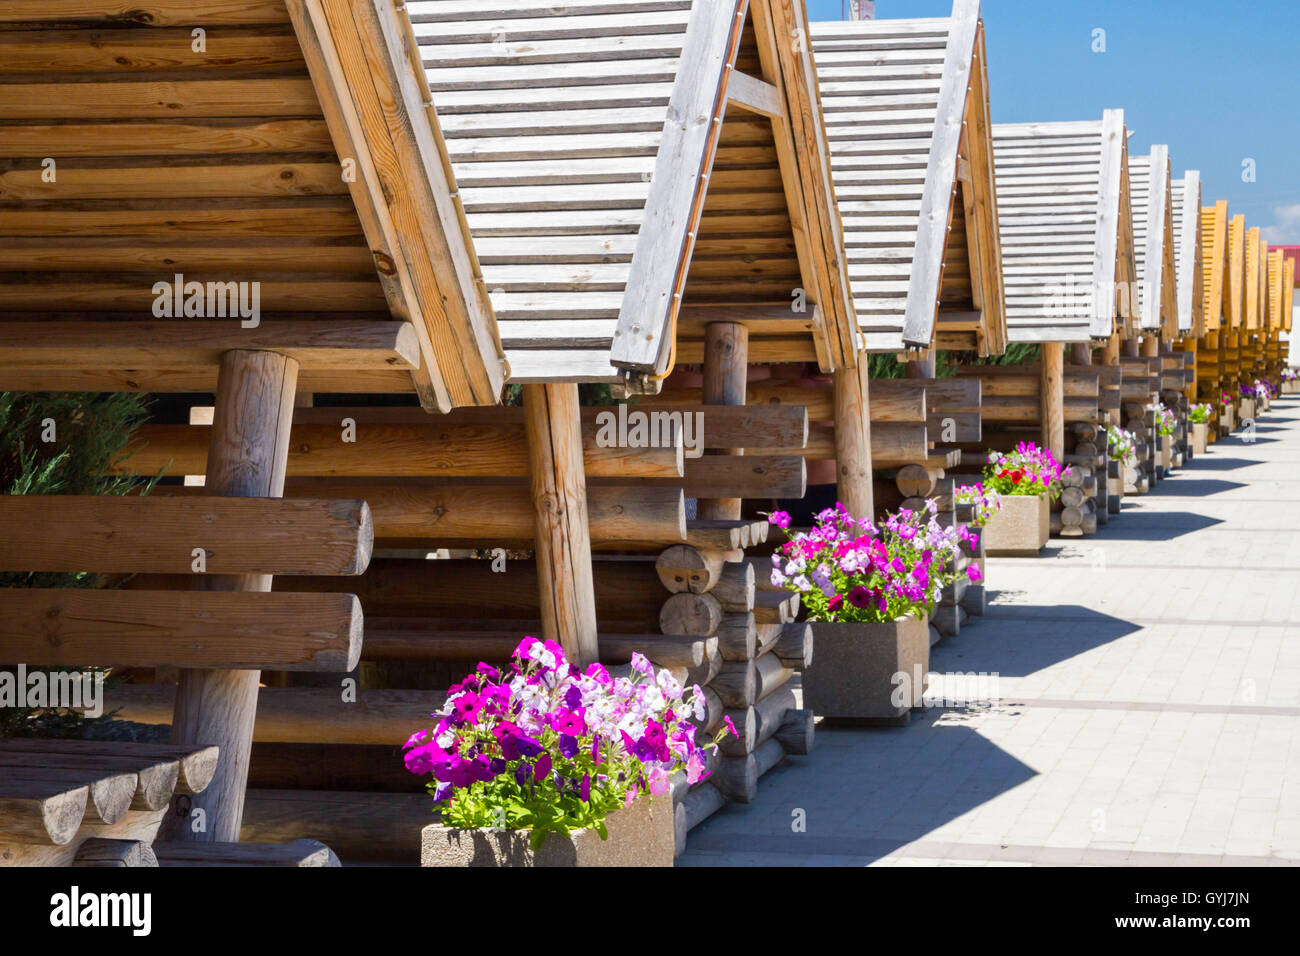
<box><xmin>533</xmin><ymin>752</ymin><xmax>552</xmax><ymax>783</ymax></box>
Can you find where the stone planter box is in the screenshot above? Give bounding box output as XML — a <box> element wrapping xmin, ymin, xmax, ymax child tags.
<box><xmin>982</xmin><ymin>492</ymin><xmax>1049</xmax><ymax>556</ymax></box>
<box><xmin>1191</xmin><ymin>421</ymin><xmax>1208</xmax><ymax>455</ymax></box>
<box><xmin>421</xmin><ymin>796</ymin><xmax>674</xmax><ymax>867</ymax></box>
<box><xmin>1221</xmin><ymin>405</ymin><xmax>1234</xmax><ymax>434</ymax></box>
<box><xmin>1159</xmin><ymin>438</ymin><xmax>1172</xmax><ymax>473</ymax></box>
<box><xmin>803</xmin><ymin>615</ymin><xmax>929</xmax><ymax>723</ymax></box>
<box><xmin>1239</xmin><ymin>398</ymin><xmax>1255</xmax><ymax>424</ymax></box>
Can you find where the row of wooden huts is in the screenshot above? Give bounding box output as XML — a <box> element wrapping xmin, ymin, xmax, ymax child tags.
<box><xmin>0</xmin><ymin>0</ymin><xmax>1291</xmax><ymax>865</ymax></box>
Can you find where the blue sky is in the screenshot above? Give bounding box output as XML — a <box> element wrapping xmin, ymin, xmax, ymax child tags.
<box><xmin>807</xmin><ymin>0</ymin><xmax>1300</xmax><ymax>244</ymax></box>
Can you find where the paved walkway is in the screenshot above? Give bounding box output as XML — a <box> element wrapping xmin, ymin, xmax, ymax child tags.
<box><xmin>682</xmin><ymin>397</ymin><xmax>1300</xmax><ymax>866</ymax></box>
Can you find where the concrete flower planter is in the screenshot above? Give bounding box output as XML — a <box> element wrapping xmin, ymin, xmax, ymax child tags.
<box><xmin>982</xmin><ymin>492</ymin><xmax>1050</xmax><ymax>556</ymax></box>
<box><xmin>420</xmin><ymin>795</ymin><xmax>674</xmax><ymax>867</ymax></box>
<box><xmin>1221</xmin><ymin>405</ymin><xmax>1234</xmax><ymax>435</ymax></box>
<box><xmin>1239</xmin><ymin>398</ymin><xmax>1256</xmax><ymax>424</ymax></box>
<box><xmin>1159</xmin><ymin>438</ymin><xmax>1172</xmax><ymax>473</ymax></box>
<box><xmin>1191</xmin><ymin>421</ymin><xmax>1208</xmax><ymax>455</ymax></box>
<box><xmin>802</xmin><ymin>615</ymin><xmax>929</xmax><ymax>723</ymax></box>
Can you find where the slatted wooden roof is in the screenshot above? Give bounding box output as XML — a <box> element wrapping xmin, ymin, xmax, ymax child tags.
<box><xmin>1199</xmin><ymin>200</ymin><xmax>1228</xmax><ymax>333</ymax></box>
<box><xmin>1245</xmin><ymin>226</ymin><xmax>1262</xmax><ymax>331</ymax></box>
<box><xmin>1129</xmin><ymin>146</ymin><xmax>1178</xmax><ymax>337</ymax></box>
<box><xmin>810</xmin><ymin>0</ymin><xmax>1007</xmax><ymax>355</ymax></box>
<box><xmin>1225</xmin><ymin>213</ymin><xmax>1245</xmax><ymax>330</ymax></box>
<box><xmin>0</xmin><ymin>0</ymin><xmax>508</xmax><ymax>411</ymax></box>
<box><xmin>991</xmin><ymin>110</ymin><xmax>1135</xmax><ymax>343</ymax></box>
<box><xmin>1266</xmin><ymin>247</ymin><xmax>1283</xmax><ymax>331</ymax></box>
<box><xmin>1170</xmin><ymin>172</ymin><xmax>1202</xmax><ymax>337</ymax></box>
<box><xmin>1284</xmin><ymin>257</ymin><xmax>1295</xmax><ymax>333</ymax></box>
<box><xmin>412</xmin><ymin>0</ymin><xmax>858</xmax><ymax>390</ymax></box>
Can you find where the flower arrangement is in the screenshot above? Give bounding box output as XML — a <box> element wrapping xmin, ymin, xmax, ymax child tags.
<box><xmin>1188</xmin><ymin>403</ymin><xmax>1213</xmax><ymax>425</ymax></box>
<box><xmin>1220</xmin><ymin>391</ymin><xmax>1235</xmax><ymax>408</ymax></box>
<box><xmin>1283</xmin><ymin>368</ymin><xmax>1299</xmax><ymax>383</ymax></box>
<box><xmin>983</xmin><ymin>441</ymin><xmax>1066</xmax><ymax>498</ymax></box>
<box><xmin>1106</xmin><ymin>424</ymin><xmax>1139</xmax><ymax>467</ymax></box>
<box><xmin>954</xmin><ymin>482</ymin><xmax>1001</xmax><ymax>528</ymax></box>
<box><xmin>1253</xmin><ymin>378</ymin><xmax>1275</xmax><ymax>401</ymax></box>
<box><xmin>1154</xmin><ymin>402</ymin><xmax>1176</xmax><ymax>437</ymax></box>
<box><xmin>767</xmin><ymin>501</ymin><xmax>978</xmax><ymax>625</ymax></box>
<box><xmin>403</xmin><ymin>638</ymin><xmax>726</xmax><ymax>849</ymax></box>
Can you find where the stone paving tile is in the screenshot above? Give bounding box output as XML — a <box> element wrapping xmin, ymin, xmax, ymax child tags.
<box><xmin>680</xmin><ymin>400</ymin><xmax>1300</xmax><ymax>867</ymax></box>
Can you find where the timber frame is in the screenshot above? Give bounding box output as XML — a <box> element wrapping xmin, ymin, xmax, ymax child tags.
<box><xmin>992</xmin><ymin>109</ymin><xmax>1137</xmax><ymax>344</ymax></box>
<box><xmin>1171</xmin><ymin>171</ymin><xmax>1203</xmax><ymax>337</ymax></box>
<box><xmin>411</xmin><ymin>0</ymin><xmax>859</xmax><ymax>391</ymax></box>
<box><xmin>1130</xmin><ymin>146</ymin><xmax>1179</xmax><ymax>340</ymax></box>
<box><xmin>811</xmin><ymin>0</ymin><xmax>1007</xmax><ymax>355</ymax></box>
<box><xmin>0</xmin><ymin>0</ymin><xmax>507</xmax><ymax>411</ymax></box>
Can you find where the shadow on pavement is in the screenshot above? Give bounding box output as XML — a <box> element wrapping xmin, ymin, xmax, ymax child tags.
<box><xmin>938</xmin><ymin>600</ymin><xmax>1139</xmax><ymax>678</ymax></box>
<box><xmin>682</xmin><ymin>719</ymin><xmax>1037</xmax><ymax>865</ymax></box>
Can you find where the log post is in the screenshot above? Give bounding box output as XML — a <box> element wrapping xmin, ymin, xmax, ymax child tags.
<box><xmin>905</xmin><ymin>351</ymin><xmax>937</xmax><ymax>379</ymax></box>
<box><xmin>1140</xmin><ymin>335</ymin><xmax>1160</xmax><ymax>358</ymax></box>
<box><xmin>1070</xmin><ymin>343</ymin><xmax>1092</xmax><ymax>366</ymax></box>
<box><xmin>1040</xmin><ymin>341</ymin><xmax>1065</xmax><ymax>458</ymax></box>
<box><xmin>832</xmin><ymin>360</ymin><xmax>874</xmax><ymax>521</ymax></box>
<box><xmin>524</xmin><ymin>383</ymin><xmax>599</xmax><ymax>668</ymax></box>
<box><xmin>699</xmin><ymin>323</ymin><xmax>749</xmax><ymax>521</ymax></box>
<box><xmin>1122</xmin><ymin>336</ymin><xmax>1141</xmax><ymax>359</ymax></box>
<box><xmin>169</xmin><ymin>349</ymin><xmax>299</xmax><ymax>843</ymax></box>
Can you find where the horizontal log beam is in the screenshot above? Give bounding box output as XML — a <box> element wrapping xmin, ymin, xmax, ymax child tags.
<box><xmin>288</xmin><ymin>402</ymin><xmax>809</xmax><ymax>452</ymax></box>
<box><xmin>0</xmin><ymin>321</ymin><xmax>419</xmax><ymax>371</ymax></box>
<box><xmin>117</xmin><ymin>421</ymin><xmax>682</xmax><ymax>480</ymax></box>
<box><xmin>0</xmin><ymin>589</ymin><xmax>361</xmax><ymax>670</ymax></box>
<box><xmin>0</xmin><ymin>496</ymin><xmax>371</xmax><ymax>576</ymax></box>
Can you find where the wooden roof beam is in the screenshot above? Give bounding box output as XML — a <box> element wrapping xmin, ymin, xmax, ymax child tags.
<box><xmin>609</xmin><ymin>0</ymin><xmax>746</xmax><ymax>386</ymax></box>
<box><xmin>726</xmin><ymin>70</ymin><xmax>782</xmax><ymax>120</ymax></box>
<box><xmin>288</xmin><ymin>0</ymin><xmax>507</xmax><ymax>410</ymax></box>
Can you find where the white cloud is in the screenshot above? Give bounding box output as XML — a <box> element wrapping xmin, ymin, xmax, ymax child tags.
<box><xmin>1261</xmin><ymin>203</ymin><xmax>1300</xmax><ymax>244</ymax></box>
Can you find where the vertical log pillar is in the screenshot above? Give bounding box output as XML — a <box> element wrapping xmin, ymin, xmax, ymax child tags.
<box><xmin>1040</xmin><ymin>341</ymin><xmax>1065</xmax><ymax>458</ymax></box>
<box><xmin>170</xmin><ymin>349</ymin><xmax>298</xmax><ymax>843</ymax></box>
<box><xmin>1140</xmin><ymin>335</ymin><xmax>1160</xmax><ymax>358</ymax></box>
<box><xmin>1122</xmin><ymin>336</ymin><xmax>1141</xmax><ymax>358</ymax></box>
<box><xmin>699</xmin><ymin>323</ymin><xmax>748</xmax><ymax>521</ymax></box>
<box><xmin>1070</xmin><ymin>343</ymin><xmax>1092</xmax><ymax>366</ymax></box>
<box><xmin>524</xmin><ymin>383</ymin><xmax>599</xmax><ymax>668</ymax></box>
<box><xmin>905</xmin><ymin>351</ymin><xmax>937</xmax><ymax>379</ymax></box>
<box><xmin>832</xmin><ymin>360</ymin><xmax>874</xmax><ymax>521</ymax></box>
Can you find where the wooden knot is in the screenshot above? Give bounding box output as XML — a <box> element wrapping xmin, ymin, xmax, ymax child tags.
<box><xmin>373</xmin><ymin>251</ymin><xmax>397</xmax><ymax>276</ymax></box>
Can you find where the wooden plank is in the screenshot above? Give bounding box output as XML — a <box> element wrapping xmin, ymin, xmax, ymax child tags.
<box><xmin>609</xmin><ymin>0</ymin><xmax>745</xmax><ymax>379</ymax></box>
<box><xmin>726</xmin><ymin>69</ymin><xmax>782</xmax><ymax>120</ymax></box>
<box><xmin>0</xmin><ymin>321</ymin><xmax>417</xmax><ymax>372</ymax></box>
<box><xmin>899</xmin><ymin>0</ymin><xmax>978</xmax><ymax>349</ymax></box>
<box><xmin>0</xmin><ymin>2</ymin><xmax>290</xmax><ymax>25</ymax></box>
<box><xmin>0</xmin><ymin>749</ymin><xmax>177</xmax><ymax>811</ymax></box>
<box><xmin>0</xmin><ymin>589</ymin><xmax>362</xmax><ymax>670</ymax></box>
<box><xmin>0</xmin><ymin>80</ymin><xmax>322</xmax><ymax>119</ymax></box>
<box><xmin>289</xmin><ymin>0</ymin><xmax>506</xmax><ymax>409</ymax></box>
<box><xmin>0</xmin><ymin>496</ymin><xmax>371</xmax><ymax>577</ymax></box>
<box><xmin>0</xmin><ymin>741</ymin><xmax>217</xmax><ymax>797</ymax></box>
<box><xmin>0</xmin><ymin>29</ymin><xmax>304</xmax><ymax>73</ymax></box>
